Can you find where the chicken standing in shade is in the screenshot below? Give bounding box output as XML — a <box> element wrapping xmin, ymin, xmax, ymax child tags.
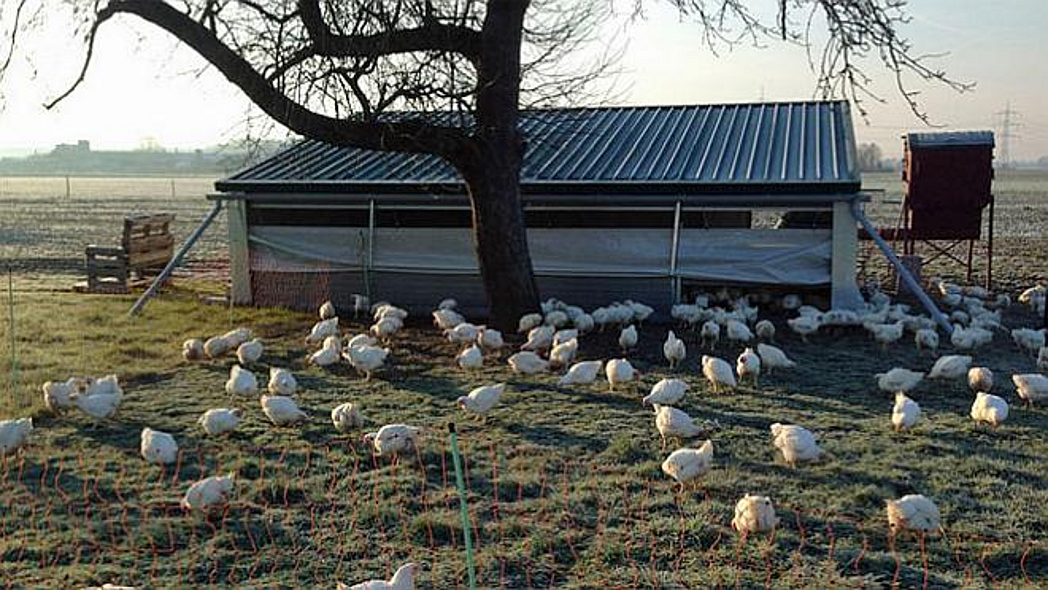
<box><xmin>331</xmin><ymin>403</ymin><xmax>364</xmax><ymax>433</ymax></box>
<box><xmin>140</xmin><ymin>427</ymin><xmax>178</xmax><ymax>465</ymax></box>
<box><xmin>260</xmin><ymin>395</ymin><xmax>307</xmax><ymax>426</ymax></box>
<box><xmin>787</xmin><ymin>315</ymin><xmax>820</xmax><ymax>342</ymax></box>
<box><xmin>891</xmin><ymin>392</ymin><xmax>921</xmax><ymax>432</ymax></box>
<box><xmin>653</xmin><ymin>405</ymin><xmax>709</xmax><ymax>450</ymax></box>
<box><xmin>886</xmin><ymin>494</ymin><xmax>942</xmax><ymax>536</ymax></box>
<box><xmin>736</xmin><ymin>348</ymin><xmax>761</xmax><ymax>387</ymax></box>
<box><xmin>875</xmin><ymin>368</ymin><xmax>924</xmax><ymax>393</ymax></box>
<box><xmin>967</xmin><ymin>367</ymin><xmax>994</xmax><ymax>393</ymax></box>
<box><xmin>0</xmin><ymin>418</ymin><xmax>32</xmax><ymax>455</ymax></box>
<box><xmin>700</xmin><ymin>321</ymin><xmax>720</xmax><ymax>349</ymax></box>
<box><xmin>663</xmin><ymin>331</ymin><xmax>686</xmax><ymax>369</ymax></box>
<box><xmin>518</xmin><ymin>313</ymin><xmax>543</xmax><ymax>333</ymax></box>
<box><xmin>605</xmin><ymin>358</ymin><xmax>638</xmax><ymax>392</ymax></box>
<box><xmin>181</xmin><ymin>473</ymin><xmax>235</xmax><ymax>512</ymax></box>
<box><xmin>643</xmin><ymin>378</ymin><xmax>687</xmax><ymax>406</ymax></box>
<box><xmin>456</xmin><ymin>344</ymin><xmax>484</xmax><ymax>371</ymax></box>
<box><xmin>726</xmin><ymin>320</ymin><xmax>754</xmax><ymax>344</ymax></box>
<box><xmin>198</xmin><ymin>408</ymin><xmax>241</xmax><ymax>436</ymax></box>
<box><xmin>507</xmin><ymin>351</ymin><xmax>549</xmax><ymax>374</ymax></box>
<box><xmin>914</xmin><ymin>329</ymin><xmax>939</xmax><ymax>355</ymax></box>
<box><xmin>661</xmin><ymin>440</ymin><xmax>714</xmax><ymax>492</ymax></box>
<box><xmin>618</xmin><ymin>325</ymin><xmax>638</xmax><ymax>353</ymax></box>
<box><xmin>755</xmin><ymin>320</ymin><xmax>775</xmax><ymax>342</ymax></box>
<box><xmin>477</xmin><ymin>328</ymin><xmax>505</xmax><ymax>352</ymax></box>
<box><xmin>928</xmin><ymin>355</ymin><xmax>972</xmax><ymax>380</ymax></box>
<box><xmin>701</xmin><ymin>355</ymin><xmax>736</xmax><ymax>393</ymax></box>
<box><xmin>756</xmin><ymin>343</ymin><xmax>796</xmax><ymax>374</ymax></box>
<box><xmin>1012</xmin><ymin>373</ymin><xmax>1048</xmax><ymax>408</ymax></box>
<box><xmin>457</xmin><ymin>384</ymin><xmax>506</xmax><ymax>422</ymax></box>
<box><xmin>970</xmin><ymin>391</ymin><xmax>1009</xmax><ymax>429</ymax></box>
<box><xmin>731</xmin><ymin>494</ymin><xmax>780</xmax><ymax>537</ymax></box>
<box><xmin>770</xmin><ymin>423</ymin><xmax>824</xmax><ymax>467</ymax></box>
<box><xmin>549</xmin><ymin>338</ymin><xmax>579</xmax><ymax>369</ymax></box>
<box><xmin>558</xmin><ymin>360</ymin><xmax>603</xmax><ymax>386</ymax></box>
<box><xmin>337</xmin><ymin>563</ymin><xmax>421</xmax><ymax>590</ymax></box>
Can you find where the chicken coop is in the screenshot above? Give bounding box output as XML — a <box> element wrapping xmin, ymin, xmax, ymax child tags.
<box><xmin>212</xmin><ymin>100</ymin><xmax>865</xmax><ymax>315</ymax></box>
<box><xmin>894</xmin><ymin>131</ymin><xmax>996</xmax><ymax>287</ymax></box>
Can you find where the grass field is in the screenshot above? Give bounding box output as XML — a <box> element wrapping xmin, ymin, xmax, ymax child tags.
<box><xmin>0</xmin><ymin>281</ymin><xmax>1046</xmax><ymax>587</ymax></box>
<box><xmin>0</xmin><ymin>173</ymin><xmax>1046</xmax><ymax>586</ymax></box>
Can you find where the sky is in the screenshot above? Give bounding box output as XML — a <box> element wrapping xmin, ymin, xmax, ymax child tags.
<box><xmin>1</xmin><ymin>1</ymin><xmax>1046</xmax><ymax>161</ymax></box>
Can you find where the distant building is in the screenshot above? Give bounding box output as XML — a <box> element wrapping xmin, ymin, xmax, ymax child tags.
<box><xmin>52</xmin><ymin>140</ymin><xmax>91</xmax><ymax>156</ymax></box>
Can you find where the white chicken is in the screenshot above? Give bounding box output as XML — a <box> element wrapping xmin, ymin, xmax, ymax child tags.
<box><xmin>507</xmin><ymin>351</ymin><xmax>549</xmax><ymax>374</ymax></box>
<box><xmin>867</xmin><ymin>321</ymin><xmax>905</xmax><ymax>350</ymax></box>
<box><xmin>306</xmin><ymin>317</ymin><xmax>339</xmax><ymax>345</ymax></box>
<box><xmin>260</xmin><ymin>395</ymin><xmax>307</xmax><ymax>426</ymax></box>
<box><xmin>309</xmin><ymin>337</ymin><xmax>341</xmax><ymax>368</ymax></box>
<box><xmin>346</xmin><ymin>334</ymin><xmax>378</xmax><ymax>350</ymax></box>
<box><xmin>927</xmin><ymin>355</ymin><xmax>972</xmax><ymax>380</ymax></box>
<box><xmin>755</xmin><ymin>320</ymin><xmax>775</xmax><ymax>342</ymax></box>
<box><xmin>456</xmin><ymin>344</ymin><xmax>484</xmax><ymax>371</ymax></box>
<box><xmin>756</xmin><ymin>343</ymin><xmax>796</xmax><ymax>374</ymax></box>
<box><xmin>770</xmin><ymin>423</ymin><xmax>824</xmax><ymax>467</ymax></box>
<box><xmin>267</xmin><ymin>367</ymin><xmax>298</xmax><ymax>396</ymax></box>
<box><xmin>605</xmin><ymin>358</ymin><xmax>638</xmax><ymax>392</ymax></box>
<box><xmin>181</xmin><ymin>473</ymin><xmax>235</xmax><ymax>512</ymax></box>
<box><xmin>446</xmin><ymin>322</ymin><xmax>484</xmax><ymax>345</ymax></box>
<box><xmin>225</xmin><ymin>365</ymin><xmax>257</xmax><ymax>397</ymax></box>
<box><xmin>477</xmin><ymin>328</ymin><xmax>505</xmax><ymax>352</ymax></box>
<box><xmin>363</xmin><ymin>424</ymin><xmax>422</xmax><ymax>456</ymax></box>
<box><xmin>653</xmin><ymin>405</ymin><xmax>708</xmax><ymax>450</ymax></box>
<box><xmin>72</xmin><ymin>388</ymin><xmax>122</xmax><ymax>422</ymax></box>
<box><xmin>236</xmin><ymin>339</ymin><xmax>264</xmax><ymax>365</ymax></box>
<box><xmin>344</xmin><ymin>345</ymin><xmax>391</xmax><ymax>381</ymax></box>
<box><xmin>914</xmin><ymin>329</ymin><xmax>939</xmax><ymax>355</ymax></box>
<box><xmin>701</xmin><ymin>355</ymin><xmax>736</xmax><ymax>393</ymax></box>
<box><xmin>732</xmin><ymin>494</ymin><xmax>780</xmax><ymax>536</ymax></box>
<box><xmin>1013</xmin><ymin>373</ymin><xmax>1048</xmax><ymax>407</ymax></box>
<box><xmin>661</xmin><ymin>440</ymin><xmax>714</xmax><ymax>492</ymax></box>
<box><xmin>970</xmin><ymin>391</ymin><xmax>1009</xmax><ymax>428</ymax></box>
<box><xmin>319</xmin><ymin>300</ymin><xmax>337</xmax><ymax>320</ymax></box>
<box><xmin>182</xmin><ymin>338</ymin><xmax>205</xmax><ymax>361</ymax></box>
<box><xmin>203</xmin><ymin>335</ymin><xmax>233</xmax><ymax>358</ymax></box>
<box><xmin>887</xmin><ymin>495</ymin><xmax>942</xmax><ymax>535</ymax></box>
<box><xmin>437</xmin><ymin>298</ymin><xmax>457</xmax><ymax>310</ymax></box>
<box><xmin>558</xmin><ymin>360</ymin><xmax>603</xmax><ymax>386</ymax></box>
<box><xmin>787</xmin><ymin>315</ymin><xmax>820</xmax><ymax>342</ymax></box>
<box><xmin>736</xmin><ymin>348</ymin><xmax>761</xmax><ymax>387</ymax></box>
<box><xmin>457</xmin><ymin>383</ymin><xmax>505</xmax><ymax>421</ymax></box>
<box><xmin>663</xmin><ymin>330</ymin><xmax>686</xmax><ymax>369</ymax></box>
<box><xmin>520</xmin><ymin>325</ymin><xmax>555</xmax><ymax>352</ymax></box>
<box><xmin>967</xmin><ymin>367</ymin><xmax>994</xmax><ymax>393</ymax></box>
<box><xmin>549</xmin><ymin>338</ymin><xmax>579</xmax><ymax>369</ymax></box>
<box><xmin>618</xmin><ymin>325</ymin><xmax>638</xmax><ymax>352</ymax></box>
<box><xmin>518</xmin><ymin>313</ymin><xmax>543</xmax><ymax>333</ymax></box>
<box><xmin>781</xmin><ymin>294</ymin><xmax>803</xmax><ymax>310</ymax></box>
<box><xmin>84</xmin><ymin>374</ymin><xmax>122</xmax><ymax>398</ymax></box>
<box><xmin>891</xmin><ymin>392</ymin><xmax>921</xmax><ymax>432</ymax></box>
<box><xmin>140</xmin><ymin>427</ymin><xmax>178</xmax><ymax>465</ymax></box>
<box><xmin>544</xmin><ymin>310</ymin><xmax>570</xmax><ymax>328</ymax></box>
<box><xmin>876</xmin><ymin>368</ymin><xmax>924</xmax><ymax>393</ymax></box>
<box><xmin>371</xmin><ymin>316</ymin><xmax>403</xmax><ymax>341</ymax></box>
<box><xmin>338</xmin><ymin>562</ymin><xmax>421</xmax><ymax>590</ymax></box>
<box><xmin>0</xmin><ymin>418</ymin><xmax>32</xmax><ymax>455</ymax></box>
<box><xmin>643</xmin><ymin>378</ymin><xmax>687</xmax><ymax>406</ymax></box>
<box><xmin>331</xmin><ymin>402</ymin><xmax>364</xmax><ymax>433</ymax></box>
<box><xmin>552</xmin><ymin>329</ymin><xmax>579</xmax><ymax>347</ymax></box>
<box><xmin>42</xmin><ymin>378</ymin><xmax>81</xmax><ymax>413</ymax></box>
<box><xmin>1011</xmin><ymin>328</ymin><xmax>1046</xmax><ymax>356</ymax></box>
<box><xmin>433</xmin><ymin>308</ymin><xmax>465</xmax><ymax>331</ymax></box>
<box><xmin>198</xmin><ymin>408</ymin><xmax>241</xmax><ymax>436</ymax></box>
<box><xmin>726</xmin><ymin>319</ymin><xmax>754</xmax><ymax>344</ymax></box>
<box><xmin>700</xmin><ymin>320</ymin><xmax>720</xmax><ymax>349</ymax></box>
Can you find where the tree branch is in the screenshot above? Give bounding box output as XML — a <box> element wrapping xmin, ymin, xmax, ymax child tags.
<box><xmin>65</xmin><ymin>0</ymin><xmax>471</xmax><ymax>159</ymax></box>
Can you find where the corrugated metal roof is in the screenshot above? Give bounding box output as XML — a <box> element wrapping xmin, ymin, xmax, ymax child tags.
<box><xmin>218</xmin><ymin>100</ymin><xmax>859</xmax><ymax>195</ymax></box>
<box><xmin>907</xmin><ymin>131</ymin><xmax>995</xmax><ymax>148</ymax></box>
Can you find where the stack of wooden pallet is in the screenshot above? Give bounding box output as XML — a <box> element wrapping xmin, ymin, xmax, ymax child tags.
<box><xmin>79</xmin><ymin>214</ymin><xmax>175</xmax><ymax>294</ymax></box>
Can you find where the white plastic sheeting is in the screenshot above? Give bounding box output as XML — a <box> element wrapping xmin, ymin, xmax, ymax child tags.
<box><xmin>248</xmin><ymin>225</ymin><xmax>831</xmax><ymax>284</ymax></box>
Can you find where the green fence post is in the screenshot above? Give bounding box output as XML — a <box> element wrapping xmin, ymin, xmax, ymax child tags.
<box><xmin>448</xmin><ymin>422</ymin><xmax>477</xmax><ymax>590</ymax></box>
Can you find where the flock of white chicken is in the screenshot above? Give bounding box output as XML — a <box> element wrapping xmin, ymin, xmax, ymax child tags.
<box><xmin>1</xmin><ymin>279</ymin><xmax>1047</xmax><ymax>589</ymax></box>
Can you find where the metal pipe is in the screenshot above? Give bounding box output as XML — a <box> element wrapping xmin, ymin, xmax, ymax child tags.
<box><xmin>851</xmin><ymin>201</ymin><xmax>952</xmax><ymax>334</ymax></box>
<box><xmin>670</xmin><ymin>200</ymin><xmax>682</xmax><ymax>302</ymax></box>
<box><xmin>128</xmin><ymin>200</ymin><xmax>224</xmax><ymax>317</ymax></box>
<box><xmin>448</xmin><ymin>423</ymin><xmax>477</xmax><ymax>590</ymax></box>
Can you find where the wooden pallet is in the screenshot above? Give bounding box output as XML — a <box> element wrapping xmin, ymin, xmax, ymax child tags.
<box><xmin>83</xmin><ymin>214</ymin><xmax>175</xmax><ymax>294</ymax></box>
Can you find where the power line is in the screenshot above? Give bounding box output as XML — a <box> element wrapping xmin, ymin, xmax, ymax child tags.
<box><xmin>994</xmin><ymin>103</ymin><xmax>1021</xmax><ymax>169</ymax></box>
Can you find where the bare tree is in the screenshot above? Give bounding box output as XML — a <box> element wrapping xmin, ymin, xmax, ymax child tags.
<box><xmin>1</xmin><ymin>0</ymin><xmax>968</xmax><ymax>329</ymax></box>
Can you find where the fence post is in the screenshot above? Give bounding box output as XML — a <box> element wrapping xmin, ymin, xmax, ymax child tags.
<box><xmin>6</xmin><ymin>266</ymin><xmax>17</xmax><ymax>408</ymax></box>
<box><xmin>448</xmin><ymin>423</ymin><xmax>477</xmax><ymax>590</ymax></box>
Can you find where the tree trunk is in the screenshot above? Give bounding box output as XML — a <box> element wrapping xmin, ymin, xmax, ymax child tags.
<box><xmin>456</xmin><ymin>0</ymin><xmax>540</xmax><ymax>330</ymax></box>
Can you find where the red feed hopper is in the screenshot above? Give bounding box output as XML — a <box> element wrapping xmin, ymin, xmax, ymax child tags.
<box><xmin>903</xmin><ymin>131</ymin><xmax>995</xmax><ymax>239</ymax></box>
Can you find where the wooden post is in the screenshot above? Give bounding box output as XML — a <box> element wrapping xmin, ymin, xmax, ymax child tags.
<box><xmin>65</xmin><ymin>176</ymin><xmax>71</xmax><ymax>198</ymax></box>
<box><xmin>986</xmin><ymin>195</ymin><xmax>994</xmax><ymax>291</ymax></box>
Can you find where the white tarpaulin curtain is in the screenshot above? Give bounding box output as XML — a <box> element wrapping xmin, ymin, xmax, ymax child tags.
<box><xmin>249</xmin><ymin>225</ymin><xmax>831</xmax><ymax>284</ymax></box>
